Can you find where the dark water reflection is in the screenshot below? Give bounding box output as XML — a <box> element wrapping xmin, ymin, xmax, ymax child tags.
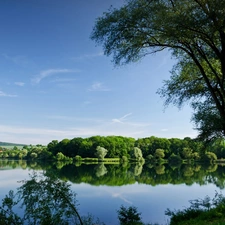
<box><xmin>1</xmin><ymin>160</ymin><xmax>222</xmax><ymax>188</ymax></box>
<box><xmin>1</xmin><ymin>160</ymin><xmax>225</xmax><ymax>224</ymax></box>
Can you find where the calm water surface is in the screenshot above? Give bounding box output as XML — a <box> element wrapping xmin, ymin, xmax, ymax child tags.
<box><xmin>1</xmin><ymin>160</ymin><xmax>225</xmax><ymax>225</ymax></box>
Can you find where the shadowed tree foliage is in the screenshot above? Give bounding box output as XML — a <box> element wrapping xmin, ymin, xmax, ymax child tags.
<box><xmin>91</xmin><ymin>0</ymin><xmax>225</xmax><ymax>141</ymax></box>
<box><xmin>117</xmin><ymin>205</ymin><xmax>143</xmax><ymax>225</ymax></box>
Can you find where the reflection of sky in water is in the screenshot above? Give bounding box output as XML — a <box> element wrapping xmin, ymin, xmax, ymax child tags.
<box><xmin>1</xmin><ymin>169</ymin><xmax>225</xmax><ymax>225</ymax></box>
<box><xmin>0</xmin><ymin>169</ymin><xmax>30</xmax><ymax>189</ymax></box>
<box><xmin>70</xmin><ymin>182</ymin><xmax>225</xmax><ymax>225</ymax></box>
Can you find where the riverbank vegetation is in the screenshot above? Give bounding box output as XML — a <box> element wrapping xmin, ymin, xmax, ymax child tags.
<box><xmin>1</xmin><ymin>136</ymin><xmax>225</xmax><ymax>165</ymax></box>
<box><xmin>166</xmin><ymin>192</ymin><xmax>225</xmax><ymax>225</ymax></box>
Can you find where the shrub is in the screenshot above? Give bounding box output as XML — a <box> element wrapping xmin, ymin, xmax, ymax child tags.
<box><xmin>74</xmin><ymin>155</ymin><xmax>82</xmax><ymax>161</ymax></box>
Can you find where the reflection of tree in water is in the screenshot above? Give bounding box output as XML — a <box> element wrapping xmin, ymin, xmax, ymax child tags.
<box><xmin>19</xmin><ymin>172</ymin><xmax>82</xmax><ymax>225</ymax></box>
<box><xmin>0</xmin><ymin>172</ymin><xmax>105</xmax><ymax>225</ymax></box>
<box><xmin>95</xmin><ymin>163</ymin><xmax>108</xmax><ymax>177</ymax></box>
<box><xmin>182</xmin><ymin>165</ymin><xmax>194</xmax><ymax>177</ymax></box>
<box><xmin>1</xmin><ymin>160</ymin><xmax>225</xmax><ymax>188</ymax></box>
<box><xmin>154</xmin><ymin>164</ymin><xmax>165</xmax><ymax>175</ymax></box>
<box><xmin>29</xmin><ymin>161</ymin><xmax>37</xmax><ymax>168</ymax></box>
<box><xmin>74</xmin><ymin>161</ymin><xmax>82</xmax><ymax>167</ymax></box>
<box><xmin>193</xmin><ymin>164</ymin><xmax>201</xmax><ymax>172</ymax></box>
<box><xmin>146</xmin><ymin>163</ymin><xmax>154</xmax><ymax>169</ymax></box>
<box><xmin>134</xmin><ymin>164</ymin><xmax>142</xmax><ymax>176</ymax></box>
<box><xmin>206</xmin><ymin>164</ymin><xmax>218</xmax><ymax>173</ymax></box>
<box><xmin>55</xmin><ymin>161</ymin><xmax>72</xmax><ymax>170</ymax></box>
<box><xmin>133</xmin><ymin>161</ymin><xmax>145</xmax><ymax>176</ymax></box>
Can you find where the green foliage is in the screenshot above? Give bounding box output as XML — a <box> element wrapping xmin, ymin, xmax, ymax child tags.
<box><xmin>95</xmin><ymin>146</ymin><xmax>108</xmax><ymax>161</ymax></box>
<box><xmin>132</xmin><ymin>147</ymin><xmax>145</xmax><ymax>162</ymax></box>
<box><xmin>166</xmin><ymin>192</ymin><xmax>225</xmax><ymax>225</ymax></box>
<box><xmin>40</xmin><ymin>135</ymin><xmax>206</xmax><ymax>163</ymax></box>
<box><xmin>181</xmin><ymin>148</ymin><xmax>193</xmax><ymax>159</ymax></box>
<box><xmin>146</xmin><ymin>154</ymin><xmax>154</xmax><ymax>161</ymax></box>
<box><xmin>168</xmin><ymin>153</ymin><xmax>182</xmax><ymax>165</ymax></box>
<box><xmin>121</xmin><ymin>155</ymin><xmax>128</xmax><ymax>162</ymax></box>
<box><xmin>133</xmin><ymin>161</ymin><xmax>145</xmax><ymax>176</ymax></box>
<box><xmin>203</xmin><ymin>151</ymin><xmax>218</xmax><ymax>162</ymax></box>
<box><xmin>0</xmin><ymin>172</ymin><xmax>84</xmax><ymax>225</ymax></box>
<box><xmin>95</xmin><ymin>163</ymin><xmax>108</xmax><ymax>177</ymax></box>
<box><xmin>75</xmin><ymin>155</ymin><xmax>82</xmax><ymax>161</ymax></box>
<box><xmin>3</xmin><ymin>135</ymin><xmax>224</xmax><ymax>167</ymax></box>
<box><xmin>56</xmin><ymin>152</ymin><xmax>72</xmax><ymax>161</ymax></box>
<box><xmin>154</xmin><ymin>164</ymin><xmax>165</xmax><ymax>175</ymax></box>
<box><xmin>154</xmin><ymin>149</ymin><xmax>165</xmax><ymax>159</ymax></box>
<box><xmin>30</xmin><ymin>152</ymin><xmax>38</xmax><ymax>159</ymax></box>
<box><xmin>0</xmin><ymin>190</ymin><xmax>23</xmax><ymax>225</ymax></box>
<box><xmin>133</xmin><ymin>147</ymin><xmax>143</xmax><ymax>158</ymax></box>
<box><xmin>81</xmin><ymin>213</ymin><xmax>106</xmax><ymax>225</ymax></box>
<box><xmin>47</xmin><ymin>140</ymin><xmax>59</xmax><ymax>155</ymax></box>
<box><xmin>207</xmin><ymin>138</ymin><xmax>225</xmax><ymax>159</ymax></box>
<box><xmin>91</xmin><ymin>0</ymin><xmax>225</xmax><ymax>141</ymax></box>
<box><xmin>82</xmin><ymin>158</ymin><xmax>98</xmax><ymax>162</ymax></box>
<box><xmin>117</xmin><ymin>205</ymin><xmax>143</xmax><ymax>225</ymax></box>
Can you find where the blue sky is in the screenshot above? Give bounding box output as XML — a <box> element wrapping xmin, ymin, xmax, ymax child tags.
<box><xmin>0</xmin><ymin>0</ymin><xmax>197</xmax><ymax>145</ymax></box>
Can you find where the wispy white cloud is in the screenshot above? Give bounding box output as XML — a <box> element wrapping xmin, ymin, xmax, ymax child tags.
<box><xmin>72</xmin><ymin>52</ymin><xmax>103</xmax><ymax>61</ymax></box>
<box><xmin>111</xmin><ymin>193</ymin><xmax>133</xmax><ymax>204</ymax></box>
<box><xmin>112</xmin><ymin>113</ymin><xmax>151</xmax><ymax>127</ymax></box>
<box><xmin>14</xmin><ymin>82</ymin><xmax>25</xmax><ymax>86</ymax></box>
<box><xmin>88</xmin><ymin>82</ymin><xmax>110</xmax><ymax>91</ymax></box>
<box><xmin>112</xmin><ymin>113</ymin><xmax>132</xmax><ymax>123</ymax></box>
<box><xmin>32</xmin><ymin>69</ymin><xmax>80</xmax><ymax>84</ymax></box>
<box><xmin>0</xmin><ymin>90</ymin><xmax>17</xmax><ymax>97</ymax></box>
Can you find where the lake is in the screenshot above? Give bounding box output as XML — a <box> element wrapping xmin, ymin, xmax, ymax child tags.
<box><xmin>1</xmin><ymin>160</ymin><xmax>225</xmax><ymax>225</ymax></box>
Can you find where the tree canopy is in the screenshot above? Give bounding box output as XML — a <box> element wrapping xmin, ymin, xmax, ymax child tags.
<box><xmin>91</xmin><ymin>0</ymin><xmax>225</xmax><ymax>141</ymax></box>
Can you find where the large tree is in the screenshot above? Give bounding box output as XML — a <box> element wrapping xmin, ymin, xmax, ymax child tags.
<box><xmin>91</xmin><ymin>0</ymin><xmax>225</xmax><ymax>141</ymax></box>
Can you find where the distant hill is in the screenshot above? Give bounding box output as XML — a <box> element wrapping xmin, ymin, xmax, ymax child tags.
<box><xmin>0</xmin><ymin>142</ymin><xmax>25</xmax><ymax>147</ymax></box>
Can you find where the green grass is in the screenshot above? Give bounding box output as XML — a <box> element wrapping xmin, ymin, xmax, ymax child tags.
<box><xmin>82</xmin><ymin>157</ymin><xmax>99</xmax><ymax>162</ymax></box>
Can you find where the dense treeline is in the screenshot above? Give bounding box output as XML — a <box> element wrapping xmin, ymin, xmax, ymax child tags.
<box><xmin>1</xmin><ymin>135</ymin><xmax>225</xmax><ymax>162</ymax></box>
<box><xmin>46</xmin><ymin>136</ymin><xmax>209</xmax><ymax>161</ymax></box>
<box><xmin>47</xmin><ymin>136</ymin><xmax>136</xmax><ymax>158</ymax></box>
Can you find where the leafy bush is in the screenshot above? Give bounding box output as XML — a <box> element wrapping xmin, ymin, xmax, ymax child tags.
<box><xmin>166</xmin><ymin>192</ymin><xmax>225</xmax><ymax>225</ymax></box>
